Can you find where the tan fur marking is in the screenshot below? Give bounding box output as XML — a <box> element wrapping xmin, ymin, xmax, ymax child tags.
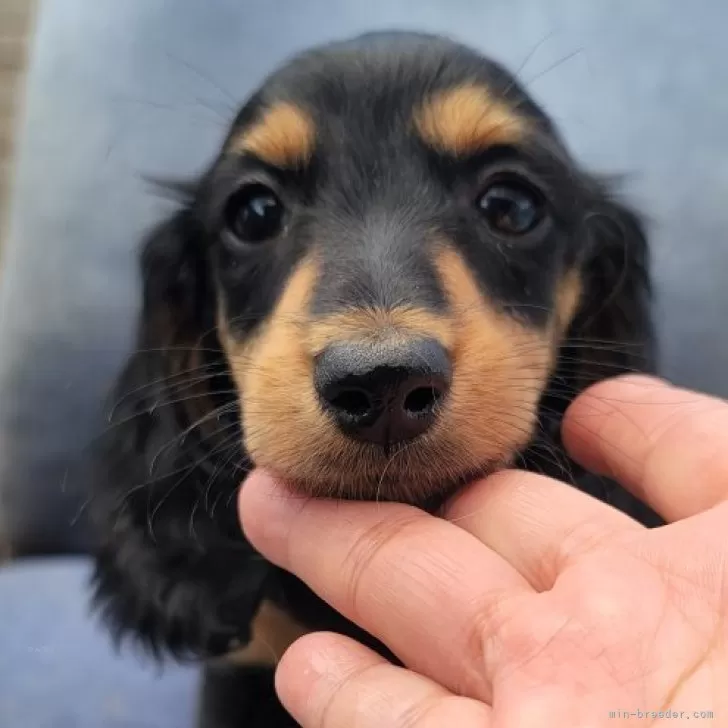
<box><xmin>415</xmin><ymin>84</ymin><xmax>527</xmax><ymax>155</ymax></box>
<box><xmin>428</xmin><ymin>246</ymin><xmax>552</xmax><ymax>474</ymax></box>
<box><xmin>229</xmin><ymin>102</ymin><xmax>315</xmax><ymax>167</ymax></box>
<box><xmin>221</xmin><ymin>600</ymin><xmax>309</xmax><ymax>668</ymax></box>
<box><xmin>220</xmin><ymin>247</ymin><xmax>570</xmax><ymax>502</ymax></box>
<box><xmin>220</xmin><ymin>255</ymin><xmax>462</xmax><ymax>499</ymax></box>
<box><xmin>220</xmin><ymin>257</ymin><xmax>336</xmax><ymax>491</ymax></box>
<box><xmin>554</xmin><ymin>269</ymin><xmax>583</xmax><ymax>337</ymax></box>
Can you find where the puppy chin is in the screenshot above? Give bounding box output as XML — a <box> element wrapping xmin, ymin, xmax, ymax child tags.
<box><xmin>250</xmin><ymin>455</ymin><xmax>509</xmax><ymax>514</ymax></box>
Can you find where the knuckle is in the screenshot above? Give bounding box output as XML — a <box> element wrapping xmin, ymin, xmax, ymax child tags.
<box><xmin>554</xmin><ymin>520</ymin><xmax>618</xmax><ymax>571</ymax></box>
<box><xmin>399</xmin><ymin>695</ymin><xmax>489</xmax><ymax>728</ymax></box>
<box><xmin>486</xmin><ymin>596</ymin><xmax>578</xmax><ymax>677</ymax></box>
<box><xmin>317</xmin><ymin>661</ymin><xmax>382</xmax><ymax>728</ymax></box>
<box><xmin>460</xmin><ymin>589</ymin><xmax>522</xmax><ymax>697</ymax></box>
<box><xmin>341</xmin><ymin>511</ymin><xmax>428</xmax><ymax>621</ymax></box>
<box><xmin>396</xmin><ymin>693</ymin><xmax>443</xmax><ymax>728</ymax></box>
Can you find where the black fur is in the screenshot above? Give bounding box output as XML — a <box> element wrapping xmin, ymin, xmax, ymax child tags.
<box><xmin>89</xmin><ymin>32</ymin><xmax>659</xmax><ymax>727</ymax></box>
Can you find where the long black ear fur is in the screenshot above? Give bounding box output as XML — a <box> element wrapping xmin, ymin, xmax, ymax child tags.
<box><xmin>536</xmin><ymin>180</ymin><xmax>661</xmax><ymax>526</ymax></box>
<box><xmin>567</xmin><ymin>183</ymin><xmax>657</xmax><ymax>387</ymax></box>
<box><xmin>88</xmin><ymin>210</ymin><xmax>267</xmax><ymax>661</ymax></box>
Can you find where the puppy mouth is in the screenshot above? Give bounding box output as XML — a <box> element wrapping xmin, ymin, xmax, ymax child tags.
<box><xmin>401</xmin><ymin>462</ymin><xmax>504</xmax><ymax>514</ymax></box>
<box><xmin>263</xmin><ymin>453</ymin><xmax>509</xmax><ymax>514</ymax></box>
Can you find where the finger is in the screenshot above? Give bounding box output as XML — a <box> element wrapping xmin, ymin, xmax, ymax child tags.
<box><xmin>240</xmin><ymin>472</ymin><xmax>534</xmax><ymax>703</ymax></box>
<box><xmin>445</xmin><ymin>468</ymin><xmax>643</xmax><ymax>590</ymax></box>
<box><xmin>276</xmin><ymin>632</ymin><xmax>491</xmax><ymax>728</ymax></box>
<box><xmin>563</xmin><ymin>375</ymin><xmax>728</xmax><ymax>521</ymax></box>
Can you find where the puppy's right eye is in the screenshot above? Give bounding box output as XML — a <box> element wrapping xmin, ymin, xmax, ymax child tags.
<box><xmin>224</xmin><ymin>183</ymin><xmax>284</xmax><ymax>244</ymax></box>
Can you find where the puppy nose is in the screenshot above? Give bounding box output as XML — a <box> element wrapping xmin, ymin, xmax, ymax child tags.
<box><xmin>314</xmin><ymin>338</ymin><xmax>451</xmax><ymax>447</ymax></box>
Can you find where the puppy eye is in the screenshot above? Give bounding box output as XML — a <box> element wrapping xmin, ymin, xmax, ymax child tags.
<box><xmin>477</xmin><ymin>179</ymin><xmax>545</xmax><ymax>236</ymax></box>
<box><xmin>224</xmin><ymin>183</ymin><xmax>284</xmax><ymax>243</ymax></box>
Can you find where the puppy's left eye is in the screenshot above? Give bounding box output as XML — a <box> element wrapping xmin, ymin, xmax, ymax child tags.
<box><xmin>224</xmin><ymin>183</ymin><xmax>284</xmax><ymax>243</ymax></box>
<box><xmin>477</xmin><ymin>180</ymin><xmax>545</xmax><ymax>236</ymax></box>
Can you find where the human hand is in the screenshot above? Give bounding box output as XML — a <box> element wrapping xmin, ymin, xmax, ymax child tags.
<box><xmin>239</xmin><ymin>376</ymin><xmax>728</xmax><ymax>726</ymax></box>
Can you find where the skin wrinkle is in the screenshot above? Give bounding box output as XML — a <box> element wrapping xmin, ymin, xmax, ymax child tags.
<box><xmin>461</xmin><ymin>586</ymin><xmax>522</xmax><ymax>702</ymax></box>
<box><xmin>317</xmin><ymin>659</ymin><xmax>383</xmax><ymax>727</ymax></box>
<box><xmin>493</xmin><ymin>597</ymin><xmax>625</xmax><ymax>699</ymax></box>
<box><xmin>340</xmin><ymin>513</ymin><xmax>427</xmax><ymax>627</ymax></box>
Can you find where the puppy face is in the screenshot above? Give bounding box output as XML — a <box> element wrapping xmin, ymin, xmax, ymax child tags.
<box><xmin>163</xmin><ymin>33</ymin><xmax>651</xmax><ymax>505</ymax></box>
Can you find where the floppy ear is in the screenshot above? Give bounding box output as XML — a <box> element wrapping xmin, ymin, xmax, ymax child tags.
<box><xmin>89</xmin><ymin>208</ymin><xmax>268</xmax><ymax>659</ymax></box>
<box><xmin>561</xmin><ymin>184</ymin><xmax>656</xmax><ymax>391</ymax></box>
<box><xmin>136</xmin><ymin>204</ymin><xmax>213</xmax><ymax>358</ymax></box>
<box><xmin>540</xmin><ymin>186</ymin><xmax>664</xmax><ymax>528</ymax></box>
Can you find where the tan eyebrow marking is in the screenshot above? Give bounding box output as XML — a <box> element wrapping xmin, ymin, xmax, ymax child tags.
<box><xmin>229</xmin><ymin>101</ymin><xmax>315</xmax><ymax>167</ymax></box>
<box><xmin>414</xmin><ymin>84</ymin><xmax>527</xmax><ymax>155</ymax></box>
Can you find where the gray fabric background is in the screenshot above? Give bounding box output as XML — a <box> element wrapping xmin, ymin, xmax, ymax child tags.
<box><xmin>1</xmin><ymin>0</ymin><xmax>727</xmax><ymax>556</ymax></box>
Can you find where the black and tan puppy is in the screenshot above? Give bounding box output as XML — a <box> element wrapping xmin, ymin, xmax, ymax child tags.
<box><xmin>90</xmin><ymin>31</ymin><xmax>658</xmax><ymax>727</ymax></box>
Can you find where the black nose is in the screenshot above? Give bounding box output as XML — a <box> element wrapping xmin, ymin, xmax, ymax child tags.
<box><xmin>314</xmin><ymin>338</ymin><xmax>451</xmax><ymax>447</ymax></box>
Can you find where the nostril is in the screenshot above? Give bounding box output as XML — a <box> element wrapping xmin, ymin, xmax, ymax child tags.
<box><xmin>314</xmin><ymin>337</ymin><xmax>452</xmax><ymax>446</ymax></box>
<box><xmin>329</xmin><ymin>389</ymin><xmax>372</xmax><ymax>418</ymax></box>
<box><xmin>403</xmin><ymin>385</ymin><xmax>443</xmax><ymax>415</ymax></box>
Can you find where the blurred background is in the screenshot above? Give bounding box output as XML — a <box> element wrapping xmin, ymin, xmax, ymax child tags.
<box><xmin>1</xmin><ymin>1</ymin><xmax>727</xmax><ymax>726</ymax></box>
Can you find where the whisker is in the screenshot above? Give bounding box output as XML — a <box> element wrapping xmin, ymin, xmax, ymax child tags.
<box><xmin>148</xmin><ymin>402</ymin><xmax>239</xmax><ymax>476</ymax></box>
<box><xmin>108</xmin><ymin>363</ymin><xmax>227</xmax><ymax>419</ymax></box>
<box><xmin>522</xmin><ymin>47</ymin><xmax>584</xmax><ymax>88</ymax></box>
<box><xmin>162</xmin><ymin>50</ymin><xmax>239</xmax><ymax>108</ymax></box>
<box><xmin>145</xmin><ymin>430</ymin><xmax>243</xmax><ymax>542</ymax></box>
<box><xmin>203</xmin><ymin>437</ymin><xmax>246</xmax><ymax>515</ymax></box>
<box><xmin>504</xmin><ymin>31</ymin><xmax>558</xmax><ymax>97</ymax></box>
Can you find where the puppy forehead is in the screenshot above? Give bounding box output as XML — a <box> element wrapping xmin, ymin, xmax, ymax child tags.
<box><xmin>228</xmin><ymin>34</ymin><xmax>548</xmax><ymax>161</ymax></box>
<box><xmin>221</xmin><ymin>36</ymin><xmax>561</xmax><ymax>322</ymax></box>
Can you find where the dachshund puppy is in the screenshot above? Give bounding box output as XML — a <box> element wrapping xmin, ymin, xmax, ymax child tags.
<box><xmin>89</xmin><ymin>31</ymin><xmax>658</xmax><ymax>727</ymax></box>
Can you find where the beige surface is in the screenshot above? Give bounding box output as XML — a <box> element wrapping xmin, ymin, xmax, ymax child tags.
<box><xmin>0</xmin><ymin>0</ymin><xmax>36</xmax><ymax>257</ymax></box>
<box><xmin>0</xmin><ymin>0</ymin><xmax>35</xmax><ymax>558</ymax></box>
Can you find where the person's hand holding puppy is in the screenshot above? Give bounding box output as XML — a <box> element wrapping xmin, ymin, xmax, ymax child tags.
<box><xmin>241</xmin><ymin>376</ymin><xmax>728</xmax><ymax>726</ymax></box>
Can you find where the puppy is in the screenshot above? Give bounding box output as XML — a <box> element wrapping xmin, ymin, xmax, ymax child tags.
<box><xmin>89</xmin><ymin>31</ymin><xmax>659</xmax><ymax>727</ymax></box>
